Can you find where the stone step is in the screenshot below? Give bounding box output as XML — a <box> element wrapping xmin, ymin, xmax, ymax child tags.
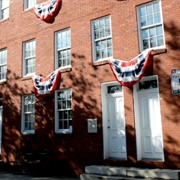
<box><xmin>83</xmin><ymin>165</ymin><xmax>180</xmax><ymax>180</ymax></box>
<box><xmin>80</xmin><ymin>173</ymin><xmax>147</xmax><ymax>180</ymax></box>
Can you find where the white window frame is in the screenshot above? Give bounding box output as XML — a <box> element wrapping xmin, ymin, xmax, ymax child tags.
<box><xmin>137</xmin><ymin>0</ymin><xmax>165</xmax><ymax>52</ymax></box>
<box><xmin>0</xmin><ymin>48</ymin><xmax>7</xmax><ymax>82</ymax></box>
<box><xmin>21</xmin><ymin>94</ymin><xmax>35</xmax><ymax>134</ymax></box>
<box><xmin>91</xmin><ymin>15</ymin><xmax>113</xmax><ymax>62</ymax></box>
<box><xmin>0</xmin><ymin>0</ymin><xmax>10</xmax><ymax>20</ymax></box>
<box><xmin>55</xmin><ymin>89</ymin><xmax>72</xmax><ymax>134</ymax></box>
<box><xmin>23</xmin><ymin>39</ymin><xmax>36</xmax><ymax>77</ymax></box>
<box><xmin>55</xmin><ymin>28</ymin><xmax>71</xmax><ymax>70</ymax></box>
<box><xmin>24</xmin><ymin>0</ymin><xmax>36</xmax><ymax>10</ymax></box>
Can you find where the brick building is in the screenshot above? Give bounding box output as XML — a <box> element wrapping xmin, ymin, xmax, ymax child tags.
<box><xmin>0</xmin><ymin>0</ymin><xmax>179</xmax><ymax>176</ymax></box>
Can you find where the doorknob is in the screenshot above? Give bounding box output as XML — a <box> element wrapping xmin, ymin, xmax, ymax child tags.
<box><xmin>108</xmin><ymin>126</ymin><xmax>110</xmax><ymax>128</ymax></box>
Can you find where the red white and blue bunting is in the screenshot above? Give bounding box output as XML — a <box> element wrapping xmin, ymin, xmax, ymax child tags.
<box><xmin>108</xmin><ymin>49</ymin><xmax>152</xmax><ymax>87</ymax></box>
<box><xmin>32</xmin><ymin>69</ymin><xmax>61</xmax><ymax>97</ymax></box>
<box><xmin>33</xmin><ymin>0</ymin><xmax>61</xmax><ymax>23</ymax></box>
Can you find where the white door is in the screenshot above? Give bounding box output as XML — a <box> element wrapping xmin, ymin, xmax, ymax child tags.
<box><xmin>134</xmin><ymin>76</ymin><xmax>164</xmax><ymax>161</ymax></box>
<box><xmin>102</xmin><ymin>82</ymin><xmax>127</xmax><ymax>160</ymax></box>
<box><xmin>0</xmin><ymin>107</ymin><xmax>2</xmax><ymax>154</ymax></box>
<box><xmin>107</xmin><ymin>94</ymin><xmax>127</xmax><ymax>159</ymax></box>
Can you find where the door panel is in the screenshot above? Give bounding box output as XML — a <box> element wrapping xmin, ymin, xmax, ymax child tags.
<box><xmin>139</xmin><ymin>91</ymin><xmax>163</xmax><ymax>159</ymax></box>
<box><xmin>107</xmin><ymin>95</ymin><xmax>127</xmax><ymax>159</ymax></box>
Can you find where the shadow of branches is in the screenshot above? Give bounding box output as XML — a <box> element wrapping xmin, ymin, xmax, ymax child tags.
<box><xmin>0</xmin><ymin>19</ymin><xmax>180</xmax><ymax>178</ymax></box>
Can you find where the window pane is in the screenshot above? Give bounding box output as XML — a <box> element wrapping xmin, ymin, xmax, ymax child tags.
<box><xmin>142</xmin><ymin>29</ymin><xmax>148</xmax><ymax>39</ymax></box>
<box><xmin>96</xmin><ymin>42</ymin><xmax>100</xmax><ymax>50</ymax></box>
<box><xmin>150</xmin><ymin>37</ymin><xmax>156</xmax><ymax>47</ymax></box>
<box><xmin>94</xmin><ymin>21</ymin><xmax>99</xmax><ymax>30</ymax></box>
<box><xmin>154</xmin><ymin>13</ymin><xmax>161</xmax><ymax>24</ymax></box>
<box><xmin>100</xmin><ymin>29</ymin><xmax>104</xmax><ymax>38</ymax></box>
<box><xmin>105</xmin><ymin>27</ymin><xmax>110</xmax><ymax>37</ymax></box>
<box><xmin>105</xmin><ymin>17</ymin><xmax>110</xmax><ymax>27</ymax></box>
<box><xmin>140</xmin><ymin>17</ymin><xmax>146</xmax><ymax>27</ymax></box>
<box><xmin>156</xmin><ymin>26</ymin><xmax>163</xmax><ymax>35</ymax></box>
<box><xmin>149</xmin><ymin>27</ymin><xmax>155</xmax><ymax>37</ymax></box>
<box><xmin>147</xmin><ymin>15</ymin><xmax>153</xmax><ymax>25</ymax></box>
<box><xmin>108</xmin><ymin>85</ymin><xmax>122</xmax><ymax>94</ymax></box>
<box><xmin>107</xmin><ymin>39</ymin><xmax>112</xmax><ymax>47</ymax></box>
<box><xmin>139</xmin><ymin>80</ymin><xmax>158</xmax><ymax>90</ymax></box>
<box><xmin>143</xmin><ymin>39</ymin><xmax>149</xmax><ymax>49</ymax></box>
<box><xmin>100</xmin><ymin>19</ymin><xmax>105</xmax><ymax>28</ymax></box>
<box><xmin>107</xmin><ymin>48</ymin><xmax>112</xmax><ymax>57</ymax></box>
<box><xmin>94</xmin><ymin>30</ymin><xmax>100</xmax><ymax>39</ymax></box>
<box><xmin>157</xmin><ymin>36</ymin><xmax>164</xmax><ymax>46</ymax></box>
<box><xmin>154</xmin><ymin>3</ymin><xmax>160</xmax><ymax>13</ymax></box>
<box><xmin>146</xmin><ymin>4</ymin><xmax>153</xmax><ymax>15</ymax></box>
<box><xmin>140</xmin><ymin>6</ymin><xmax>146</xmax><ymax>16</ymax></box>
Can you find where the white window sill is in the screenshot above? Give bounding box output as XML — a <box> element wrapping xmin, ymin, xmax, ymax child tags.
<box><xmin>93</xmin><ymin>57</ymin><xmax>113</xmax><ymax>66</ymax></box>
<box><xmin>55</xmin><ymin>129</ymin><xmax>72</xmax><ymax>134</ymax></box>
<box><xmin>58</xmin><ymin>66</ymin><xmax>72</xmax><ymax>73</ymax></box>
<box><xmin>22</xmin><ymin>130</ymin><xmax>35</xmax><ymax>135</ymax></box>
<box><xmin>0</xmin><ymin>18</ymin><xmax>9</xmax><ymax>23</ymax></box>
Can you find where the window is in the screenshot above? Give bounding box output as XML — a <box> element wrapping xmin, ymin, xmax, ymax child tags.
<box><xmin>91</xmin><ymin>15</ymin><xmax>113</xmax><ymax>62</ymax></box>
<box><xmin>139</xmin><ymin>79</ymin><xmax>158</xmax><ymax>90</ymax></box>
<box><xmin>55</xmin><ymin>89</ymin><xmax>72</xmax><ymax>133</ymax></box>
<box><xmin>0</xmin><ymin>48</ymin><xmax>7</xmax><ymax>82</ymax></box>
<box><xmin>137</xmin><ymin>0</ymin><xmax>165</xmax><ymax>51</ymax></box>
<box><xmin>24</xmin><ymin>0</ymin><xmax>36</xmax><ymax>10</ymax></box>
<box><xmin>0</xmin><ymin>0</ymin><xmax>10</xmax><ymax>20</ymax></box>
<box><xmin>22</xmin><ymin>94</ymin><xmax>35</xmax><ymax>134</ymax></box>
<box><xmin>23</xmin><ymin>39</ymin><xmax>36</xmax><ymax>76</ymax></box>
<box><xmin>55</xmin><ymin>28</ymin><xmax>71</xmax><ymax>69</ymax></box>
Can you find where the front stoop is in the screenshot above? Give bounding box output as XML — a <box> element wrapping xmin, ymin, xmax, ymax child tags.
<box><xmin>80</xmin><ymin>165</ymin><xmax>180</xmax><ymax>180</ymax></box>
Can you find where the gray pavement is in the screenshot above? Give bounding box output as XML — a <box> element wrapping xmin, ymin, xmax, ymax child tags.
<box><xmin>0</xmin><ymin>172</ymin><xmax>80</xmax><ymax>179</ymax></box>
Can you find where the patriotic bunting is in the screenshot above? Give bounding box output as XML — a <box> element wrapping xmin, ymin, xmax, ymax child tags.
<box><xmin>108</xmin><ymin>49</ymin><xmax>152</xmax><ymax>87</ymax></box>
<box><xmin>33</xmin><ymin>0</ymin><xmax>61</xmax><ymax>23</ymax></box>
<box><xmin>32</xmin><ymin>69</ymin><xmax>61</xmax><ymax>97</ymax></box>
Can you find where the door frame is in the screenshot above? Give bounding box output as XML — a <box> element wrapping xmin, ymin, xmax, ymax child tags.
<box><xmin>133</xmin><ymin>75</ymin><xmax>164</xmax><ymax>161</ymax></box>
<box><xmin>101</xmin><ymin>81</ymin><xmax>126</xmax><ymax>160</ymax></box>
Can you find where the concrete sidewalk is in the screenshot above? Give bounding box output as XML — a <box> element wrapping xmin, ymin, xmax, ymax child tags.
<box><xmin>0</xmin><ymin>172</ymin><xmax>80</xmax><ymax>180</ymax></box>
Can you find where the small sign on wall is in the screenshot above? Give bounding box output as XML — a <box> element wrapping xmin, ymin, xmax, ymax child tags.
<box><xmin>87</xmin><ymin>119</ymin><xmax>97</xmax><ymax>133</ymax></box>
<box><xmin>171</xmin><ymin>69</ymin><xmax>180</xmax><ymax>94</ymax></box>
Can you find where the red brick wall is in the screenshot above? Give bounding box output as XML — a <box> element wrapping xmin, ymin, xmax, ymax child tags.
<box><xmin>0</xmin><ymin>0</ymin><xmax>179</xmax><ymax>175</ymax></box>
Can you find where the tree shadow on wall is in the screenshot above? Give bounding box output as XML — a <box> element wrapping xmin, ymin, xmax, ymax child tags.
<box><xmin>1</xmin><ymin>20</ymin><xmax>180</xmax><ymax>177</ymax></box>
<box><xmin>157</xmin><ymin>20</ymin><xmax>180</xmax><ymax>168</ymax></box>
